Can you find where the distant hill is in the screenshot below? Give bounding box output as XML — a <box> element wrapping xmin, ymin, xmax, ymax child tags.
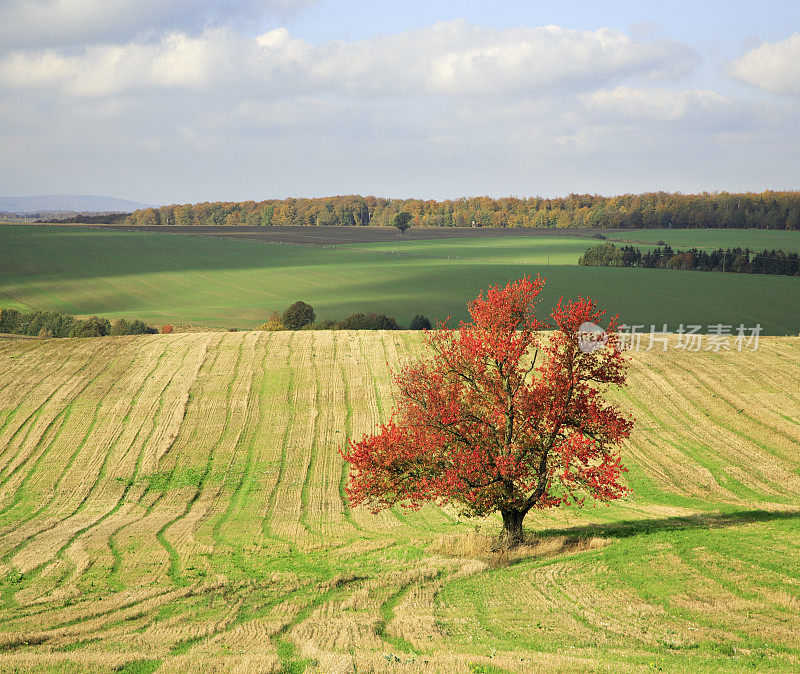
<box><xmin>0</xmin><ymin>195</ymin><xmax>153</xmax><ymax>214</ymax></box>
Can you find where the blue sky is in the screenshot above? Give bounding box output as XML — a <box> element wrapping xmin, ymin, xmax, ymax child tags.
<box><xmin>0</xmin><ymin>1</ymin><xmax>798</xmax><ymax>204</ymax></box>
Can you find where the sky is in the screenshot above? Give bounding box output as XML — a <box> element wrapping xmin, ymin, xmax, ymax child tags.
<box><xmin>0</xmin><ymin>0</ymin><xmax>799</xmax><ymax>205</ymax></box>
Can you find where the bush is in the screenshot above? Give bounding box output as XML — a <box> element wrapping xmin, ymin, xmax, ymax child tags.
<box><xmin>111</xmin><ymin>318</ymin><xmax>158</xmax><ymax>336</ymax></box>
<box><xmin>1</xmin><ymin>309</ymin><xmax>78</xmax><ymax>337</ymax></box>
<box><xmin>409</xmin><ymin>314</ymin><xmax>432</xmax><ymax>330</ymax></box>
<box><xmin>257</xmin><ymin>311</ymin><xmax>286</xmax><ymax>331</ymax></box>
<box><xmin>110</xmin><ymin>319</ymin><xmax>130</xmax><ymax>336</ymax></box>
<box><xmin>578</xmin><ymin>243</ymin><xmax>623</xmax><ymax>267</ymax></box>
<box><xmin>0</xmin><ymin>309</ymin><xmax>20</xmax><ymax>334</ymax></box>
<box><xmin>71</xmin><ymin>316</ymin><xmax>111</xmax><ymax>338</ymax></box>
<box><xmin>337</xmin><ymin>312</ymin><xmax>400</xmax><ymax>330</ymax></box>
<box><xmin>282</xmin><ymin>301</ymin><xmax>315</xmax><ymax>330</ymax></box>
<box><xmin>315</xmin><ymin>319</ymin><xmax>338</xmax><ymax>330</ymax></box>
<box><xmin>1</xmin><ymin>309</ymin><xmax>157</xmax><ymax>338</ymax></box>
<box><xmin>129</xmin><ymin>319</ymin><xmax>158</xmax><ymax>335</ymax></box>
<box><xmin>162</xmin><ymin>324</ymin><xmax>174</xmax><ymax>334</ymax></box>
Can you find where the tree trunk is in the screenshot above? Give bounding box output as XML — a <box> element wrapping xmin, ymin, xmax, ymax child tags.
<box><xmin>500</xmin><ymin>509</ymin><xmax>526</xmax><ymax>548</ymax></box>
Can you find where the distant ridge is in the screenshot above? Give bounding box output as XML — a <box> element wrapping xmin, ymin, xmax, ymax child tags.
<box><xmin>0</xmin><ymin>195</ymin><xmax>154</xmax><ymax>214</ymax></box>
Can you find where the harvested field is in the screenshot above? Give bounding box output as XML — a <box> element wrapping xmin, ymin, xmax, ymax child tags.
<box><xmin>0</xmin><ymin>332</ymin><xmax>799</xmax><ymax>672</ymax></box>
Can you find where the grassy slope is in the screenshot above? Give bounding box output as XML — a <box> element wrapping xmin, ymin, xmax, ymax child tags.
<box><xmin>1</xmin><ymin>225</ymin><xmax>799</xmax><ymax>334</ymax></box>
<box><xmin>0</xmin><ymin>332</ymin><xmax>798</xmax><ymax>672</ymax></box>
<box><xmin>604</xmin><ymin>228</ymin><xmax>800</xmax><ymax>253</ymax></box>
<box><xmin>339</xmin><ymin>235</ymin><xmax>598</xmax><ymax>264</ymax></box>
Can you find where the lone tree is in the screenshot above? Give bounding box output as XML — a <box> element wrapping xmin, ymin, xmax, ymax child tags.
<box><xmin>282</xmin><ymin>301</ymin><xmax>315</xmax><ymax>329</ymax></box>
<box><xmin>392</xmin><ymin>211</ymin><xmax>413</xmax><ymax>235</ymax></box>
<box><xmin>342</xmin><ymin>276</ymin><xmax>633</xmax><ymax>546</ymax></box>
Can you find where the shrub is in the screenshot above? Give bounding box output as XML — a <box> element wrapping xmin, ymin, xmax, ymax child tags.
<box><xmin>0</xmin><ymin>309</ymin><xmax>21</xmax><ymax>334</ymax></box>
<box><xmin>162</xmin><ymin>324</ymin><xmax>174</xmax><ymax>334</ymax></box>
<box><xmin>409</xmin><ymin>314</ymin><xmax>432</xmax><ymax>330</ymax></box>
<box><xmin>257</xmin><ymin>311</ymin><xmax>286</xmax><ymax>331</ymax></box>
<box><xmin>110</xmin><ymin>319</ymin><xmax>130</xmax><ymax>336</ymax></box>
<box><xmin>282</xmin><ymin>301</ymin><xmax>315</xmax><ymax>330</ymax></box>
<box><xmin>578</xmin><ymin>243</ymin><xmax>623</xmax><ymax>267</ymax></box>
<box><xmin>129</xmin><ymin>319</ymin><xmax>158</xmax><ymax>335</ymax></box>
<box><xmin>1</xmin><ymin>309</ymin><xmax>77</xmax><ymax>337</ymax></box>
<box><xmin>1</xmin><ymin>309</ymin><xmax>155</xmax><ymax>338</ymax></box>
<box><xmin>315</xmin><ymin>319</ymin><xmax>338</xmax><ymax>330</ymax></box>
<box><xmin>337</xmin><ymin>312</ymin><xmax>400</xmax><ymax>330</ymax></box>
<box><xmin>71</xmin><ymin>316</ymin><xmax>111</xmax><ymax>338</ymax></box>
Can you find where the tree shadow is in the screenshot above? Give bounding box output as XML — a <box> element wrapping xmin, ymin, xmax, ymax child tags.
<box><xmin>531</xmin><ymin>507</ymin><xmax>800</xmax><ymax>543</ymax></box>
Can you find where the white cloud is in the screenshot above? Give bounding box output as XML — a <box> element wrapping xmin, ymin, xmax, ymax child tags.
<box><xmin>0</xmin><ymin>0</ymin><xmax>314</xmax><ymax>50</ymax></box>
<box><xmin>2</xmin><ymin>19</ymin><xmax>797</xmax><ymax>202</ymax></box>
<box><xmin>728</xmin><ymin>33</ymin><xmax>800</xmax><ymax>96</ymax></box>
<box><xmin>0</xmin><ymin>28</ymin><xmax>241</xmax><ymax>96</ymax></box>
<box><xmin>0</xmin><ymin>21</ymin><xmax>697</xmax><ymax>98</ymax></box>
<box><xmin>584</xmin><ymin>86</ymin><xmax>739</xmax><ymax>123</ymax></box>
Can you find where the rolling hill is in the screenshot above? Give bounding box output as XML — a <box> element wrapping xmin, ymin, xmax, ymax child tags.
<box><xmin>1</xmin><ymin>225</ymin><xmax>799</xmax><ymax>334</ymax></box>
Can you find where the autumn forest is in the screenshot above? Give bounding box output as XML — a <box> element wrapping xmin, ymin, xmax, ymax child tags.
<box><xmin>124</xmin><ymin>191</ymin><xmax>800</xmax><ymax>231</ymax></box>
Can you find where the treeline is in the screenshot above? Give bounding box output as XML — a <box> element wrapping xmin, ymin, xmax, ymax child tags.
<box><xmin>0</xmin><ymin>309</ymin><xmax>159</xmax><ymax>338</ymax></box>
<box><xmin>259</xmin><ymin>301</ymin><xmax>432</xmax><ymax>331</ymax></box>
<box><xmin>124</xmin><ymin>191</ymin><xmax>800</xmax><ymax>230</ymax></box>
<box><xmin>579</xmin><ymin>243</ymin><xmax>800</xmax><ymax>276</ymax></box>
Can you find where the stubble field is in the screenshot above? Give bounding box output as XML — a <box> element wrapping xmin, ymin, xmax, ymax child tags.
<box><xmin>0</xmin><ymin>331</ymin><xmax>798</xmax><ymax>672</ymax></box>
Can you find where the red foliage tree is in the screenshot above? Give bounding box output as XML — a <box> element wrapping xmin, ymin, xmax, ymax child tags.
<box><xmin>342</xmin><ymin>276</ymin><xmax>633</xmax><ymax>546</ymax></box>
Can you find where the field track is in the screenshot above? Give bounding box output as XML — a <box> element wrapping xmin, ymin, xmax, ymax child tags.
<box><xmin>0</xmin><ymin>332</ymin><xmax>799</xmax><ymax>672</ymax></box>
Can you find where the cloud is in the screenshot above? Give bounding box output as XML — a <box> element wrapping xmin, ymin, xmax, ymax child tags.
<box><xmin>583</xmin><ymin>86</ymin><xmax>748</xmax><ymax>126</ymax></box>
<box><xmin>0</xmin><ymin>21</ymin><xmax>697</xmax><ymax>98</ymax></box>
<box><xmin>2</xmin><ymin>19</ymin><xmax>796</xmax><ymax>202</ymax></box>
<box><xmin>0</xmin><ymin>0</ymin><xmax>314</xmax><ymax>50</ymax></box>
<box><xmin>728</xmin><ymin>33</ymin><xmax>800</xmax><ymax>96</ymax></box>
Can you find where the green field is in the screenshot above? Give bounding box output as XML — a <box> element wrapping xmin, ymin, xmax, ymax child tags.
<box><xmin>0</xmin><ymin>332</ymin><xmax>798</xmax><ymax>672</ymax></box>
<box><xmin>1</xmin><ymin>225</ymin><xmax>799</xmax><ymax>334</ymax></box>
<box><xmin>340</xmin><ymin>235</ymin><xmax>597</xmax><ymax>264</ymax></box>
<box><xmin>605</xmin><ymin>228</ymin><xmax>800</xmax><ymax>253</ymax></box>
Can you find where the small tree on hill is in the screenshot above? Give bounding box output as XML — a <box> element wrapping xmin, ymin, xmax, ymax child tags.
<box><xmin>392</xmin><ymin>211</ymin><xmax>413</xmax><ymax>235</ymax></box>
<box><xmin>342</xmin><ymin>276</ymin><xmax>633</xmax><ymax>546</ymax></box>
<box><xmin>282</xmin><ymin>301</ymin><xmax>315</xmax><ymax>330</ymax></box>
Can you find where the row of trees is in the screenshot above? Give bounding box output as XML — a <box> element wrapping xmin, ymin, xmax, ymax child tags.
<box><xmin>579</xmin><ymin>243</ymin><xmax>800</xmax><ymax>276</ymax></box>
<box><xmin>0</xmin><ymin>310</ymin><xmax>159</xmax><ymax>338</ymax></box>
<box><xmin>258</xmin><ymin>302</ymin><xmax>431</xmax><ymax>331</ymax></box>
<box><xmin>124</xmin><ymin>191</ymin><xmax>800</xmax><ymax>230</ymax></box>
